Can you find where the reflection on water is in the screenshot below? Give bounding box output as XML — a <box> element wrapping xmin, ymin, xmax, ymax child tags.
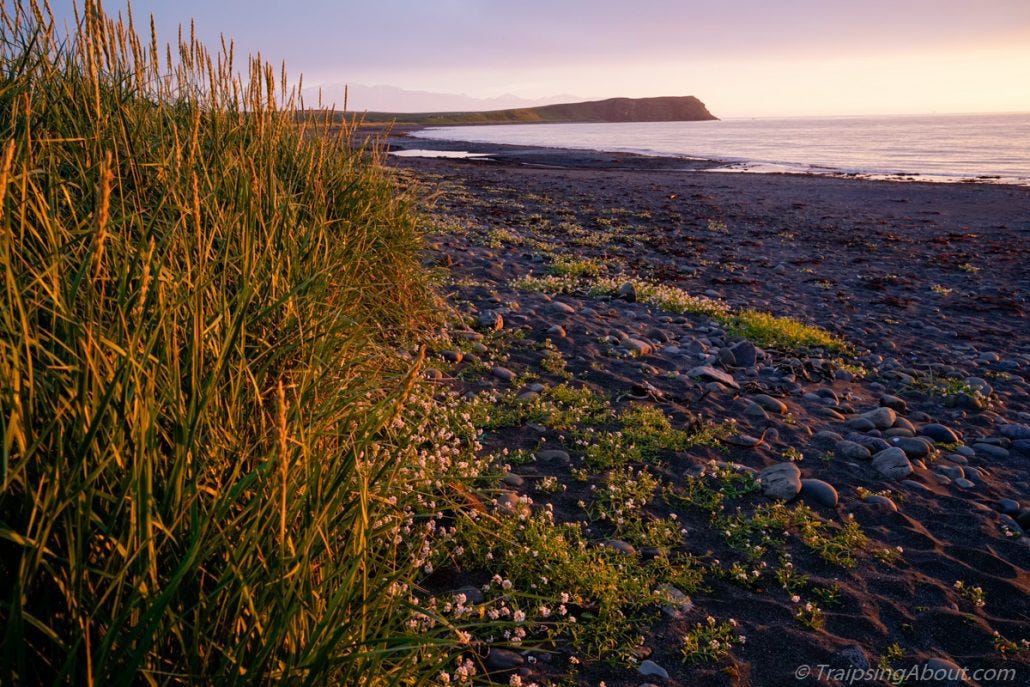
<box><xmin>390</xmin><ymin>148</ymin><xmax>491</xmax><ymax>160</ymax></box>
<box><xmin>413</xmin><ymin>113</ymin><xmax>1030</xmax><ymax>185</ymax></box>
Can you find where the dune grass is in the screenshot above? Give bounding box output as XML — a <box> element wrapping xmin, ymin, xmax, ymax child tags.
<box><xmin>0</xmin><ymin>2</ymin><xmax>470</xmax><ymax>684</ymax></box>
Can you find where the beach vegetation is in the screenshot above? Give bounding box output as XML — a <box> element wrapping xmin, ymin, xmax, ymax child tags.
<box><xmin>725</xmin><ymin>309</ymin><xmax>851</xmax><ymax>353</ymax></box>
<box><xmin>0</xmin><ymin>2</ymin><xmax>487</xmax><ymax>683</ymax></box>
<box><xmin>681</xmin><ymin>616</ymin><xmax>745</xmax><ymax>664</ymax></box>
<box><xmin>512</xmin><ymin>271</ymin><xmax>850</xmax><ymax>353</ymax></box>
<box><xmin>550</xmin><ymin>255</ymin><xmax>607</xmax><ymax>278</ymax></box>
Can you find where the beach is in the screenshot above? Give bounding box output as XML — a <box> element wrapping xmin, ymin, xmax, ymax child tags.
<box><xmin>389</xmin><ymin>136</ymin><xmax>1030</xmax><ymax>686</ymax></box>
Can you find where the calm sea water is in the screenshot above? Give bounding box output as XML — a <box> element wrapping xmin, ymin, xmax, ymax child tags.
<box><xmin>412</xmin><ymin>113</ymin><xmax>1030</xmax><ymax>184</ymax></box>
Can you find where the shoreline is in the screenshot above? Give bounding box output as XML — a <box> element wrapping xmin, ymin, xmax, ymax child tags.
<box><xmin>380</xmin><ymin>124</ymin><xmax>1030</xmax><ymax>188</ymax></box>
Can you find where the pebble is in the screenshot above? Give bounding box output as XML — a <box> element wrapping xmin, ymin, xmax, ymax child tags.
<box><xmin>815</xmin><ymin>407</ymin><xmax>847</xmax><ymax>420</ymax></box>
<box><xmin>892</xmin><ymin>416</ymin><xmax>917</xmax><ymax>433</ymax></box>
<box><xmin>492</xmin><ymin>366</ymin><xmax>517</xmax><ymax>382</ymax></box>
<box><xmin>601</xmin><ymin>539</ymin><xmax>637</xmax><ymax>556</ymax></box>
<box><xmin>949</xmin><ymin>392</ymin><xmax>986</xmax><ymax>411</ymax></box>
<box><xmin>441</xmin><ymin>350</ymin><xmax>463</xmax><ymax>363</ymax></box>
<box><xmin>921</xmin><ymin>423</ymin><xmax>961</xmax><ymax>444</ymax></box>
<box><xmin>879</xmin><ymin>394</ymin><xmax>908</xmax><ymax>412</ymax></box>
<box><xmin>501</xmin><ymin>473</ymin><xmax>525</xmax><ymax>487</ymax></box>
<box><xmin>732</xmin><ymin>340</ymin><xmax>759</xmax><ymax>367</ymax></box>
<box><xmin>953</xmin><ymin>477</ymin><xmax>976</xmax><ymax>489</ymax></box>
<box><xmin>718</xmin><ymin>347</ymin><xmax>737</xmax><ymax>366</ymax></box>
<box><xmin>901</xmin><ymin>479</ymin><xmax>934</xmax><ymax>493</ymax></box>
<box><xmin>889</xmin><ymin>436</ymin><xmax>932</xmax><ymax>459</ymax></box>
<box><xmin>998</xmin><ymin>498</ymin><xmax>1021</xmax><ymax>515</ymax></box>
<box><xmin>864</xmin><ymin>494</ymin><xmax>898</xmax><ymax>511</ymax></box>
<box><xmin>535</xmin><ymin>449</ymin><xmax>571</xmax><ymax>466</ymax></box>
<box><xmin>836</xmin><ymin>440</ymin><xmax>872</xmax><ymax>461</ymax></box>
<box><xmin>549</xmin><ymin>301</ymin><xmax>576</xmax><ymax>315</ymax></box>
<box><xmin>836</xmin><ymin>645</ymin><xmax>871</xmax><ymax>670</ymax></box>
<box><xmin>623</xmin><ymin>338</ymin><xmax>653</xmax><ymax>356</ymax></box>
<box><xmin>424</xmin><ymin>367</ymin><xmax>443</xmax><ymax>380</ymax></box>
<box><xmin>656</xmin><ymin>583</ymin><xmax>694</xmax><ymax>618</ymax></box>
<box><xmin>844</xmin><ymin>433</ymin><xmax>891</xmax><ymax>453</ymax></box>
<box><xmin>758</xmin><ymin>462</ymin><xmax>802</xmax><ymax>500</ymax></box>
<box><xmin>972</xmin><ymin>443</ymin><xmax>1009</xmax><ymax>460</ymax></box>
<box><xmin>872</xmin><ymin>447</ymin><xmax>914</xmax><ymax>480</ymax></box>
<box><xmin>846</xmin><ymin>416</ymin><xmax>877</xmax><ymax>432</ymax></box>
<box><xmin>811</xmin><ymin>430</ymin><xmax>844</xmax><ymax>448</ymax></box>
<box><xmin>638</xmin><ymin>660</ymin><xmax>670</xmax><ymax>680</ymax></box>
<box><xmin>1000</xmin><ymin>424</ymin><xmax>1030</xmax><ymax>440</ymax></box>
<box><xmin>1013</xmin><ymin>440</ymin><xmax>1030</xmax><ymax>455</ymax></box>
<box><xmin>884</xmin><ymin>428</ymin><xmax>914</xmax><ymax>438</ymax></box>
<box><xmin>743</xmin><ymin>401</ymin><xmax>770</xmax><ymax>420</ymax></box>
<box><xmin>752</xmin><ymin>393</ymin><xmax>789</xmax><ymax>415</ymax></box>
<box><xmin>546</xmin><ymin>324</ymin><xmax>566</xmax><ymax>338</ymax></box>
<box><xmin>800</xmin><ymin>478</ymin><xmax>839</xmax><ymax>507</ymax></box>
<box><xmin>964</xmin><ymin>376</ymin><xmax>993</xmax><ymax>396</ymax></box>
<box><xmin>486</xmin><ymin>648</ymin><xmax>525</xmax><ymax>672</ymax></box>
<box><xmin>860</xmin><ymin>406</ymin><xmax>897</xmax><ymax>430</ymax></box>
<box><xmin>687</xmin><ymin>365</ymin><xmax>740</xmax><ymax>389</ymax></box>
<box><xmin>477</xmin><ymin>309</ymin><xmax>504</xmax><ymax>331</ymax></box>
<box><xmin>924</xmin><ymin>657</ymin><xmax>965</xmax><ymax>686</ymax></box>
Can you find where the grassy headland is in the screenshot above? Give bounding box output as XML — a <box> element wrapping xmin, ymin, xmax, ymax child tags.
<box><xmin>312</xmin><ymin>95</ymin><xmax>717</xmax><ymax>126</ymax></box>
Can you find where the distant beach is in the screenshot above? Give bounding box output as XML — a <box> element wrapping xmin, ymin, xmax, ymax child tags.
<box><xmin>405</xmin><ymin>112</ymin><xmax>1030</xmax><ymax>186</ymax></box>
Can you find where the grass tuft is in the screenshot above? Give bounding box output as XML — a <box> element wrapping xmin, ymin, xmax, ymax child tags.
<box><xmin>0</xmin><ymin>2</ymin><xmax>460</xmax><ymax>684</ymax></box>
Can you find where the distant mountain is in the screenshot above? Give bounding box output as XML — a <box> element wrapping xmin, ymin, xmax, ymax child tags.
<box><xmin>353</xmin><ymin>95</ymin><xmax>718</xmax><ymax>125</ymax></box>
<box><xmin>301</xmin><ymin>83</ymin><xmax>582</xmax><ymax>113</ymax></box>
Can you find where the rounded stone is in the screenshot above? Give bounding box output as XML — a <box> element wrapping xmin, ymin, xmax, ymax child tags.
<box><xmin>836</xmin><ymin>440</ymin><xmax>872</xmax><ymax>461</ymax></box>
<box><xmin>872</xmin><ymin>447</ymin><xmax>914</xmax><ymax>480</ymax></box>
<box><xmin>864</xmin><ymin>494</ymin><xmax>898</xmax><ymax>511</ymax></box>
<box><xmin>535</xmin><ymin>449</ymin><xmax>571</xmax><ymax>466</ymax></box>
<box><xmin>477</xmin><ymin>309</ymin><xmax>504</xmax><ymax>331</ymax></box>
<box><xmin>861</xmin><ymin>406</ymin><xmax>897</xmax><ymax>430</ymax></box>
<box><xmin>638</xmin><ymin>660</ymin><xmax>670</xmax><ymax>680</ymax></box>
<box><xmin>731</xmin><ymin>341</ymin><xmax>759</xmax><ymax>368</ymax></box>
<box><xmin>752</xmin><ymin>393</ymin><xmax>788</xmax><ymax>415</ymax></box>
<box><xmin>879</xmin><ymin>394</ymin><xmax>908</xmax><ymax>412</ymax></box>
<box><xmin>846</xmin><ymin>416</ymin><xmax>877</xmax><ymax>432</ymax></box>
<box><xmin>601</xmin><ymin>539</ymin><xmax>637</xmax><ymax>556</ymax></box>
<box><xmin>486</xmin><ymin>648</ymin><xmax>525</xmax><ymax>672</ymax></box>
<box><xmin>921</xmin><ymin>423</ymin><xmax>961</xmax><ymax>444</ymax></box>
<box><xmin>492</xmin><ymin>366</ymin><xmax>517</xmax><ymax>382</ymax></box>
<box><xmin>845</xmin><ymin>433</ymin><xmax>891</xmax><ymax>453</ymax></box>
<box><xmin>758</xmin><ymin>462</ymin><xmax>803</xmax><ymax>500</ymax></box>
<box><xmin>889</xmin><ymin>436</ymin><xmax>933</xmax><ymax>460</ymax></box>
<box><xmin>800</xmin><ymin>478</ymin><xmax>839</xmax><ymax>507</ymax></box>
<box><xmin>997</xmin><ymin>498</ymin><xmax>1020</xmax><ymax>515</ymax></box>
<box><xmin>617</xmin><ymin>282</ymin><xmax>637</xmax><ymax>302</ymax></box>
<box><xmin>972</xmin><ymin>443</ymin><xmax>1009</xmax><ymax>460</ymax></box>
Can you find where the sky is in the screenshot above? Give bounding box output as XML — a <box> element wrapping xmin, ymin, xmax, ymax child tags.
<box><xmin>52</xmin><ymin>0</ymin><xmax>1030</xmax><ymax>117</ymax></box>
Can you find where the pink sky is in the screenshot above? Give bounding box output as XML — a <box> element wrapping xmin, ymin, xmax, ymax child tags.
<box><xmin>55</xmin><ymin>0</ymin><xmax>1030</xmax><ymax>116</ymax></box>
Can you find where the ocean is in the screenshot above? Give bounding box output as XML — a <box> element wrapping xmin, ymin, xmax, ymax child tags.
<box><xmin>411</xmin><ymin>112</ymin><xmax>1030</xmax><ymax>185</ymax></box>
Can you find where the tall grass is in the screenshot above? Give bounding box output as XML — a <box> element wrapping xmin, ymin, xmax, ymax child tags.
<box><xmin>0</xmin><ymin>1</ymin><xmax>454</xmax><ymax>683</ymax></box>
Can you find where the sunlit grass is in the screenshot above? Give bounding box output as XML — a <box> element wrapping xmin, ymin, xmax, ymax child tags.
<box><xmin>512</xmin><ymin>269</ymin><xmax>848</xmax><ymax>353</ymax></box>
<box><xmin>725</xmin><ymin>309</ymin><xmax>850</xmax><ymax>353</ymax></box>
<box><xmin>0</xmin><ymin>2</ymin><xmax>463</xmax><ymax>684</ymax></box>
